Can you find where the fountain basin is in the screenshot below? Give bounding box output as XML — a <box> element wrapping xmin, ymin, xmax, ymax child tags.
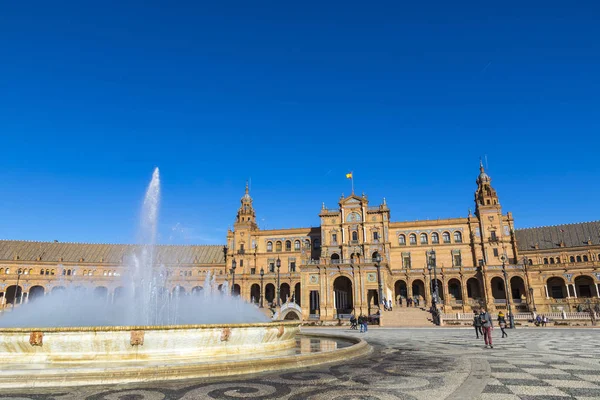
<box><xmin>0</xmin><ymin>322</ymin><xmax>370</xmax><ymax>388</ymax></box>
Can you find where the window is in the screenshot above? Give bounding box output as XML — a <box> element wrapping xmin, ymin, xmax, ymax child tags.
<box><xmin>294</xmin><ymin>240</ymin><xmax>300</xmax><ymax>251</ymax></box>
<box><xmin>267</xmin><ymin>241</ymin><xmax>273</xmax><ymax>252</ymax></box>
<box><xmin>304</xmin><ymin>239</ymin><xmax>311</xmax><ymax>249</ymax></box>
<box><xmin>550</xmin><ymin>258</ymin><xmax>555</xmax><ymax>264</ymax></box>
<box><xmin>331</xmin><ymin>233</ymin><xmax>337</xmax><ymax>244</ymax></box>
<box><xmin>373</xmin><ymin>231</ymin><xmax>379</xmax><ymax>241</ymax></box>
<box><xmin>493</xmin><ymin>248</ymin><xmax>499</xmax><ymax>257</ymax></box>
<box><xmin>431</xmin><ymin>233</ymin><xmax>439</xmax><ymax>244</ymax></box>
<box><xmin>239</xmin><ymin>244</ymin><xmax>245</xmax><ymax>253</ymax></box>
<box><xmin>490</xmin><ymin>231</ymin><xmax>497</xmax><ymax>241</ymax></box>
<box><xmin>399</xmin><ymin>234</ymin><xmax>406</xmax><ymax>245</ymax></box>
<box><xmin>402</xmin><ymin>253</ymin><xmax>411</xmax><ymax>269</ymax></box>
<box><xmin>583</xmin><ymin>255</ymin><xmax>589</xmax><ymax>262</ymax></box>
<box><xmin>62</xmin><ymin>269</ymin><xmax>66</xmax><ymax>276</ymax></box>
<box><xmin>497</xmin><ymin>280</ymin><xmax>504</xmax><ymax>291</ymax></box>
<box><xmin>269</xmin><ymin>262</ymin><xmax>275</xmax><ymax>273</ymax></box>
<box><xmin>409</xmin><ymin>234</ymin><xmax>417</xmax><ymax>245</ymax></box>
<box><xmin>576</xmin><ymin>255</ymin><xmax>582</xmax><ymax>262</ymax></box>
<box><xmin>314</xmin><ymin>239</ymin><xmax>320</xmax><ymax>249</ymax></box>
<box><xmin>290</xmin><ymin>262</ymin><xmax>296</xmax><ymax>272</ymax></box>
<box><xmin>420</xmin><ymin>233</ymin><xmax>428</xmax><ymax>244</ymax></box>
<box><xmin>251</xmin><ymin>268</ymin><xmax>256</xmax><ymax>275</ymax></box>
<box><xmin>453</xmin><ymin>253</ymin><xmax>462</xmax><ymax>267</ymax></box>
<box><xmin>240</xmin><ymin>260</ymin><xmax>244</xmax><ymax>267</ymax></box>
<box><xmin>528</xmin><ymin>259</ymin><xmax>533</xmax><ymax>265</ymax></box>
<box><xmin>570</xmin><ymin>256</ymin><xmax>575</xmax><ymax>262</ymax></box>
<box><xmin>285</xmin><ymin>240</ymin><xmax>291</xmax><ymax>251</ymax></box>
<box><xmin>276</xmin><ymin>241</ymin><xmax>282</xmax><ymax>252</ymax></box>
<box><xmin>454</xmin><ymin>231</ymin><xmax>462</xmax><ymax>243</ymax></box>
<box><xmin>442</xmin><ymin>232</ymin><xmax>451</xmax><ymax>243</ymax></box>
<box><xmin>543</xmin><ymin>258</ymin><xmax>549</xmax><ymax>264</ymax></box>
<box><xmin>352</xmin><ymin>231</ymin><xmax>358</xmax><ymax>241</ymax></box>
<box><xmin>40</xmin><ymin>269</ymin><xmax>44</xmax><ymax>275</ymax></box>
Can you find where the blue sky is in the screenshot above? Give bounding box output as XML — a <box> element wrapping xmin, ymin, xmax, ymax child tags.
<box><xmin>0</xmin><ymin>1</ymin><xmax>598</xmax><ymax>245</ymax></box>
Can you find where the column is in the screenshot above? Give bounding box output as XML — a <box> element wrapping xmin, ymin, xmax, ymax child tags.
<box><xmin>595</xmin><ymin>283</ymin><xmax>600</xmax><ymax>298</ymax></box>
<box><xmin>566</xmin><ymin>283</ymin><xmax>571</xmax><ymax>298</ymax></box>
<box><xmin>544</xmin><ymin>285</ymin><xmax>549</xmax><ymax>299</ymax></box>
<box><xmin>572</xmin><ymin>284</ymin><xmax>577</xmax><ymax>298</ymax></box>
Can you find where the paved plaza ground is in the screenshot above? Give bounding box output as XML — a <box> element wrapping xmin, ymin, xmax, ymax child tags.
<box><xmin>1</xmin><ymin>327</ymin><xmax>599</xmax><ymax>400</ymax></box>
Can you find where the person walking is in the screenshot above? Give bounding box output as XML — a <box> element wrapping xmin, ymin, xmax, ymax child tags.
<box><xmin>473</xmin><ymin>311</ymin><xmax>483</xmax><ymax>339</ymax></box>
<box><xmin>497</xmin><ymin>312</ymin><xmax>508</xmax><ymax>338</ymax></box>
<box><xmin>479</xmin><ymin>308</ymin><xmax>494</xmax><ymax>348</ymax></box>
<box><xmin>388</xmin><ymin>299</ymin><xmax>393</xmax><ymax>311</ymax></box>
<box><xmin>358</xmin><ymin>314</ymin><xmax>365</xmax><ymax>333</ymax></box>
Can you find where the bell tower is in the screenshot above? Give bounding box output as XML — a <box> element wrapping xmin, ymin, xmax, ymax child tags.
<box><xmin>234</xmin><ymin>182</ymin><xmax>257</xmax><ymax>231</ymax></box>
<box><xmin>474</xmin><ymin>160</ymin><xmax>500</xmax><ymax>215</ymax></box>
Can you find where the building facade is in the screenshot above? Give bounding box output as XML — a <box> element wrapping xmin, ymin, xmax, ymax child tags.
<box><xmin>1</xmin><ymin>164</ymin><xmax>599</xmax><ymax>320</ymax></box>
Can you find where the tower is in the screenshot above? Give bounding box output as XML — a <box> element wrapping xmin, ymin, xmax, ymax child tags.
<box><xmin>234</xmin><ymin>182</ymin><xmax>257</xmax><ymax>231</ymax></box>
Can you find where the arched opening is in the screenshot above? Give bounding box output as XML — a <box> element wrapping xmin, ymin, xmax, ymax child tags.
<box><xmin>367</xmin><ymin>289</ymin><xmax>379</xmax><ymax>312</ymax></box>
<box><xmin>442</xmin><ymin>232</ymin><xmax>451</xmax><ymax>243</ymax></box>
<box><xmin>232</xmin><ymin>284</ymin><xmax>241</xmax><ymax>296</ymax></box>
<box><xmin>431</xmin><ymin>232</ymin><xmax>439</xmax><ymax>244</ymax></box>
<box><xmin>448</xmin><ymin>279</ymin><xmax>462</xmax><ymax>301</ymax></box>
<box><xmin>51</xmin><ymin>286</ymin><xmax>66</xmax><ymax>295</ymax></box>
<box><xmin>5</xmin><ymin>285</ymin><xmax>22</xmax><ymax>305</ymax></box>
<box><xmin>275</xmin><ymin>241</ymin><xmax>282</xmax><ymax>252</ymax></box>
<box><xmin>191</xmin><ymin>286</ymin><xmax>203</xmax><ymax>295</ymax></box>
<box><xmin>510</xmin><ymin>276</ymin><xmax>526</xmax><ymax>301</ymax></box>
<box><xmin>547</xmin><ymin>277</ymin><xmax>567</xmax><ymax>299</ymax></box>
<box><xmin>265</xmin><ymin>283</ymin><xmax>275</xmax><ymax>305</ymax></box>
<box><xmin>491</xmin><ymin>277</ymin><xmax>506</xmax><ymax>300</ymax></box>
<box><xmin>173</xmin><ymin>285</ymin><xmax>186</xmax><ymax>298</ymax></box>
<box><xmin>350</xmin><ymin>252</ymin><xmax>360</xmax><ymax>263</ymax></box>
<box><xmin>331</xmin><ymin>253</ymin><xmax>340</xmax><ymax>264</ymax></box>
<box><xmin>250</xmin><ymin>283</ymin><xmax>260</xmax><ymax>304</ymax></box>
<box><xmin>294</xmin><ymin>282</ymin><xmax>301</xmax><ymax>306</ymax></box>
<box><xmin>28</xmin><ymin>285</ymin><xmax>45</xmax><ymax>302</ymax></box>
<box><xmin>93</xmin><ymin>286</ymin><xmax>108</xmax><ymax>300</ymax></box>
<box><xmin>352</xmin><ymin>231</ymin><xmax>358</xmax><ymax>241</ymax></box>
<box><xmin>454</xmin><ymin>231</ymin><xmax>462</xmax><ymax>243</ymax></box>
<box><xmin>285</xmin><ymin>240</ymin><xmax>291</xmax><ymax>251</ymax></box>
<box><xmin>294</xmin><ymin>240</ymin><xmax>301</xmax><ymax>251</ymax></box>
<box><xmin>333</xmin><ymin>276</ymin><xmax>353</xmax><ymax>315</ymax></box>
<box><xmin>409</xmin><ymin>234</ymin><xmax>417</xmax><ymax>245</ymax></box>
<box><xmin>394</xmin><ymin>280</ymin><xmax>407</xmax><ymax>303</ymax></box>
<box><xmin>280</xmin><ymin>283</ymin><xmax>291</xmax><ymax>303</ymax></box>
<box><xmin>371</xmin><ymin>251</ymin><xmax>380</xmax><ymax>262</ymax></box>
<box><xmin>283</xmin><ymin>310</ymin><xmax>301</xmax><ymax>320</ymax></box>
<box><xmin>576</xmin><ymin>255</ymin><xmax>582</xmax><ymax>262</ymax></box>
<box><xmin>420</xmin><ymin>233</ymin><xmax>428</xmax><ymax>244</ymax></box>
<box><xmin>412</xmin><ymin>279</ymin><xmax>425</xmax><ymax>303</ymax></box>
<box><xmin>466</xmin><ymin>277</ymin><xmax>481</xmax><ymax>300</ymax></box>
<box><xmin>575</xmin><ymin>275</ymin><xmax>595</xmax><ymax>298</ymax></box>
<box><xmin>267</xmin><ymin>242</ymin><xmax>273</xmax><ymax>252</ymax></box>
<box><xmin>114</xmin><ymin>286</ymin><xmax>126</xmax><ymax>303</ymax></box>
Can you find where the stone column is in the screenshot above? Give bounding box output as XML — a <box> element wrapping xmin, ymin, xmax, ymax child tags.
<box><xmin>571</xmin><ymin>284</ymin><xmax>577</xmax><ymax>298</ymax></box>
<box><xmin>566</xmin><ymin>282</ymin><xmax>571</xmax><ymax>298</ymax></box>
<box><xmin>544</xmin><ymin>285</ymin><xmax>549</xmax><ymax>299</ymax></box>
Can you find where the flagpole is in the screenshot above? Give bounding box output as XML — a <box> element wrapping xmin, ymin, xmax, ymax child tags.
<box><xmin>351</xmin><ymin>171</ymin><xmax>354</xmax><ymax>194</ymax></box>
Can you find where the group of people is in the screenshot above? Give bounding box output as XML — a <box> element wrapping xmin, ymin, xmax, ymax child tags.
<box><xmin>382</xmin><ymin>298</ymin><xmax>393</xmax><ymax>311</ymax></box>
<box><xmin>396</xmin><ymin>296</ymin><xmax>420</xmax><ymax>307</ymax></box>
<box><xmin>350</xmin><ymin>314</ymin><xmax>369</xmax><ymax>332</ymax></box>
<box><xmin>535</xmin><ymin>314</ymin><xmax>549</xmax><ymax>326</ymax></box>
<box><xmin>473</xmin><ymin>308</ymin><xmax>510</xmax><ymax>348</ymax></box>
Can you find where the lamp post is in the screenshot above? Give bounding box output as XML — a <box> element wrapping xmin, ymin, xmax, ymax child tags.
<box><xmin>231</xmin><ymin>259</ymin><xmax>237</xmax><ymax>296</ymax></box>
<box><xmin>523</xmin><ymin>256</ymin><xmax>537</xmax><ymax>313</ymax></box>
<box><xmin>260</xmin><ymin>267</ymin><xmax>265</xmax><ymax>308</ymax></box>
<box><xmin>12</xmin><ymin>269</ymin><xmax>23</xmax><ymax>311</ymax></box>
<box><xmin>375</xmin><ymin>253</ymin><xmax>383</xmax><ymax>307</ymax></box>
<box><xmin>501</xmin><ymin>254</ymin><xmax>515</xmax><ymax>329</ymax></box>
<box><xmin>427</xmin><ymin>250</ymin><xmax>439</xmax><ymax>325</ymax></box>
<box><xmin>276</xmin><ymin>257</ymin><xmax>281</xmax><ymax>307</ymax></box>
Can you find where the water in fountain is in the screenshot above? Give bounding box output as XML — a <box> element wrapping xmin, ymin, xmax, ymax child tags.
<box><xmin>0</xmin><ymin>168</ymin><xmax>269</xmax><ymax>328</ymax></box>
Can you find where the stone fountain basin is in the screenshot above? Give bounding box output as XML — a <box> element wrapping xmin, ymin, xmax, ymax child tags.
<box><xmin>0</xmin><ymin>321</ymin><xmax>299</xmax><ymax>363</ymax></box>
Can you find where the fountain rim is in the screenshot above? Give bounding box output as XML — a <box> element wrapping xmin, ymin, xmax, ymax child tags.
<box><xmin>0</xmin><ymin>320</ymin><xmax>300</xmax><ymax>333</ymax></box>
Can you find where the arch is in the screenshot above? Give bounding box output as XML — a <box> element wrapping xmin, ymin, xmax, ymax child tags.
<box><xmin>232</xmin><ymin>284</ymin><xmax>241</xmax><ymax>296</ymax></box>
<box><xmin>570</xmin><ymin>256</ymin><xmax>575</xmax><ymax>263</ymax></box>
<box><xmin>510</xmin><ymin>276</ymin><xmax>526</xmax><ymax>300</ymax></box>
<box><xmin>491</xmin><ymin>277</ymin><xmax>506</xmax><ymax>300</ymax></box>
<box><xmin>550</xmin><ymin>258</ymin><xmax>555</xmax><ymax>264</ymax></box>
<box><xmin>431</xmin><ymin>232</ymin><xmax>439</xmax><ymax>244</ymax></box>
<box><xmin>394</xmin><ymin>280</ymin><xmax>407</xmax><ymax>302</ymax></box>
<box><xmin>543</xmin><ymin>258</ymin><xmax>549</xmax><ymax>264</ymax></box>
<box><xmin>411</xmin><ymin>279</ymin><xmax>425</xmax><ymax>301</ymax></box>
<box><xmin>283</xmin><ymin>310</ymin><xmax>301</xmax><ymax>320</ymax></box>
<box><xmin>583</xmin><ymin>255</ymin><xmax>589</xmax><ymax>262</ymax></box>
<box><xmin>275</xmin><ymin>241</ymin><xmax>282</xmax><ymax>252</ymax></box>
<box><xmin>398</xmin><ymin>234</ymin><xmax>406</xmax><ymax>245</ymax></box>
<box><xmin>294</xmin><ymin>282</ymin><xmax>301</xmax><ymax>306</ymax></box>
<box><xmin>574</xmin><ymin>275</ymin><xmax>595</xmax><ymax>298</ymax></box>
<box><xmin>51</xmin><ymin>286</ymin><xmax>66</xmax><ymax>294</ymax></box>
<box><xmin>265</xmin><ymin>283</ymin><xmax>275</xmax><ymax>305</ymax></box>
<box><xmin>547</xmin><ymin>276</ymin><xmax>567</xmax><ymax>299</ymax></box>
<box><xmin>294</xmin><ymin>240</ymin><xmax>301</xmax><ymax>251</ymax></box>
<box><xmin>409</xmin><ymin>233</ymin><xmax>417</xmax><ymax>245</ymax></box>
<box><xmin>267</xmin><ymin>241</ymin><xmax>273</xmax><ymax>252</ymax></box>
<box><xmin>333</xmin><ymin>276</ymin><xmax>353</xmax><ymax>315</ymax></box>
<box><xmin>285</xmin><ymin>240</ymin><xmax>292</xmax><ymax>251</ymax></box>
<box><xmin>250</xmin><ymin>283</ymin><xmax>260</xmax><ymax>304</ymax></box>
<box><xmin>28</xmin><ymin>285</ymin><xmax>45</xmax><ymax>302</ymax></box>
<box><xmin>442</xmin><ymin>231</ymin><xmax>451</xmax><ymax>243</ymax></box>
<box><xmin>93</xmin><ymin>286</ymin><xmax>108</xmax><ymax>299</ymax></box>
<box><xmin>448</xmin><ymin>278</ymin><xmax>462</xmax><ymax>301</ymax></box>
<box><xmin>453</xmin><ymin>231</ymin><xmax>463</xmax><ymax>243</ymax></box>
<box><xmin>113</xmin><ymin>286</ymin><xmax>126</xmax><ymax>302</ymax></box>
<box><xmin>420</xmin><ymin>233</ymin><xmax>428</xmax><ymax>244</ymax></box>
<box><xmin>5</xmin><ymin>285</ymin><xmax>22</xmax><ymax>305</ymax></box>
<box><xmin>331</xmin><ymin>253</ymin><xmax>340</xmax><ymax>264</ymax></box>
<box><xmin>191</xmin><ymin>286</ymin><xmax>203</xmax><ymax>295</ymax></box>
<box><xmin>371</xmin><ymin>251</ymin><xmax>380</xmax><ymax>262</ymax></box>
<box><xmin>280</xmin><ymin>283</ymin><xmax>291</xmax><ymax>303</ymax></box>
<box><xmin>576</xmin><ymin>255</ymin><xmax>582</xmax><ymax>262</ymax></box>
<box><xmin>173</xmin><ymin>285</ymin><xmax>186</xmax><ymax>297</ymax></box>
<box><xmin>466</xmin><ymin>277</ymin><xmax>481</xmax><ymax>299</ymax></box>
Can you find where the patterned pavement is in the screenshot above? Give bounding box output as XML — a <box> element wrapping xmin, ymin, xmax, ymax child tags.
<box><xmin>0</xmin><ymin>327</ymin><xmax>599</xmax><ymax>399</ymax></box>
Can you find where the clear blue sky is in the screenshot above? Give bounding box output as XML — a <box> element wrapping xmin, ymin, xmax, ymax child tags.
<box><xmin>1</xmin><ymin>1</ymin><xmax>598</xmax><ymax>245</ymax></box>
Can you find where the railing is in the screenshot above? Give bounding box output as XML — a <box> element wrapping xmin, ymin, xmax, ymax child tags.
<box><xmin>320</xmin><ymin>208</ymin><xmax>339</xmax><ymax>214</ymax></box>
<box><xmin>367</xmin><ymin>206</ymin><xmax>380</xmax><ymax>211</ymax></box>
<box><xmin>441</xmin><ymin>311</ymin><xmax>599</xmax><ymax>321</ymax></box>
<box><xmin>308</xmin><ymin>314</ymin><xmax>320</xmax><ymax>320</ymax></box>
<box><xmin>334</xmin><ymin>313</ymin><xmax>353</xmax><ymax>319</ymax></box>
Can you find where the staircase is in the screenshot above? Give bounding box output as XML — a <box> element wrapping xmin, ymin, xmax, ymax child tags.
<box><xmin>380</xmin><ymin>307</ymin><xmax>436</xmax><ymax>327</ymax></box>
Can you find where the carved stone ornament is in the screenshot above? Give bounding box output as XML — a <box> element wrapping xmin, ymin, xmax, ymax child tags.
<box><xmin>277</xmin><ymin>325</ymin><xmax>285</xmax><ymax>338</ymax></box>
<box><xmin>221</xmin><ymin>327</ymin><xmax>231</xmax><ymax>342</ymax></box>
<box><xmin>29</xmin><ymin>331</ymin><xmax>43</xmax><ymax>346</ymax></box>
<box><xmin>130</xmin><ymin>330</ymin><xmax>145</xmax><ymax>346</ymax></box>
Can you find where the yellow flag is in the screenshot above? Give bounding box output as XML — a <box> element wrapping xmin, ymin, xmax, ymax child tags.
<box><xmin>346</xmin><ymin>172</ymin><xmax>353</xmax><ymax>179</ymax></box>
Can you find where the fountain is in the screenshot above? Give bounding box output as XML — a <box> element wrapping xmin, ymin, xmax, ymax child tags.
<box><xmin>0</xmin><ymin>168</ymin><xmax>369</xmax><ymax>388</ymax></box>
